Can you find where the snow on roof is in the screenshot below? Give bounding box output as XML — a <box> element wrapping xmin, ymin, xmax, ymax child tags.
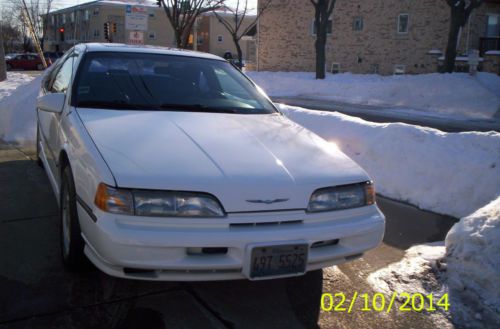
<box><xmin>49</xmin><ymin>0</ymin><xmax>157</xmax><ymax>14</ymax></box>
<box><xmin>485</xmin><ymin>50</ymin><xmax>500</xmax><ymax>56</ymax></box>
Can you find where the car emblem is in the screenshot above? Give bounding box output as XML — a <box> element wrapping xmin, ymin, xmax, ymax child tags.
<box><xmin>246</xmin><ymin>198</ymin><xmax>289</xmax><ymax>205</ymax></box>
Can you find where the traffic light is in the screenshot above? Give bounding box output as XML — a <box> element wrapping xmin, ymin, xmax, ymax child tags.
<box><xmin>112</xmin><ymin>23</ymin><xmax>117</xmax><ymax>33</ymax></box>
<box><xmin>104</xmin><ymin>22</ymin><xmax>110</xmax><ymax>41</ymax></box>
<box><xmin>58</xmin><ymin>27</ymin><xmax>64</xmax><ymax>33</ymax></box>
<box><xmin>156</xmin><ymin>0</ymin><xmax>161</xmax><ymax>7</ymax></box>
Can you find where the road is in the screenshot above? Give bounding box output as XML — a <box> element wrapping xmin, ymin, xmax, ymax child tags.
<box><xmin>273</xmin><ymin>97</ymin><xmax>500</xmax><ymax>133</ymax></box>
<box><xmin>0</xmin><ymin>145</ymin><xmax>458</xmax><ymax>329</ymax></box>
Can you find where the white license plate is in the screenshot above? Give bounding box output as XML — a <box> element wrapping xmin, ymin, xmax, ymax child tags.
<box><xmin>250</xmin><ymin>244</ymin><xmax>308</xmax><ymax>278</ymax></box>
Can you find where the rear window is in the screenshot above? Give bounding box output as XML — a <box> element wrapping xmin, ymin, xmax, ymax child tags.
<box><xmin>73</xmin><ymin>52</ymin><xmax>276</xmax><ymax>114</ymax></box>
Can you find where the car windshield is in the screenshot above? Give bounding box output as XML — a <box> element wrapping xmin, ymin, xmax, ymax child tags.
<box><xmin>73</xmin><ymin>52</ymin><xmax>276</xmax><ymax>114</ymax></box>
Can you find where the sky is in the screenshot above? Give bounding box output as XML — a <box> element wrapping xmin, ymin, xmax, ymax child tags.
<box><xmin>51</xmin><ymin>0</ymin><xmax>258</xmax><ymax>11</ymax></box>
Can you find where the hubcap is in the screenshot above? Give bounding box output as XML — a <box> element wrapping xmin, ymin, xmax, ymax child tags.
<box><xmin>62</xmin><ymin>187</ymin><xmax>71</xmax><ymax>257</ymax></box>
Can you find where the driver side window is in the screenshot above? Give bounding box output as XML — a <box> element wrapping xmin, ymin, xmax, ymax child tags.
<box><xmin>50</xmin><ymin>55</ymin><xmax>75</xmax><ymax>93</ymax></box>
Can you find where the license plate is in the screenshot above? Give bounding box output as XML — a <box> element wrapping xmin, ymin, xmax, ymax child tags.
<box><xmin>250</xmin><ymin>244</ymin><xmax>308</xmax><ymax>278</ymax></box>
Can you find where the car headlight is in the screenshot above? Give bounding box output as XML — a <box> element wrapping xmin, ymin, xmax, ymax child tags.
<box><xmin>307</xmin><ymin>182</ymin><xmax>375</xmax><ymax>213</ymax></box>
<box><xmin>94</xmin><ymin>183</ymin><xmax>225</xmax><ymax>217</ymax></box>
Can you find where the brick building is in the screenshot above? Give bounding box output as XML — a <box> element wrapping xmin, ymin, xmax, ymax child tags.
<box><xmin>256</xmin><ymin>0</ymin><xmax>500</xmax><ymax>75</ymax></box>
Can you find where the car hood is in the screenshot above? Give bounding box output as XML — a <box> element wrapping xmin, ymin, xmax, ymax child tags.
<box><xmin>77</xmin><ymin>108</ymin><xmax>370</xmax><ymax>212</ymax></box>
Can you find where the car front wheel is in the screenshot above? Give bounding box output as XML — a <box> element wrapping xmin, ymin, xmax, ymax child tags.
<box><xmin>60</xmin><ymin>165</ymin><xmax>88</xmax><ymax>270</ymax></box>
<box><xmin>6</xmin><ymin>64</ymin><xmax>12</xmax><ymax>71</ymax></box>
<box><xmin>35</xmin><ymin>125</ymin><xmax>43</xmax><ymax>167</ymax></box>
<box><xmin>36</xmin><ymin>63</ymin><xmax>44</xmax><ymax>70</ymax></box>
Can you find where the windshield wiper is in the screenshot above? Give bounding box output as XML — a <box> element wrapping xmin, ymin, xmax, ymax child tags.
<box><xmin>159</xmin><ymin>103</ymin><xmax>238</xmax><ymax>113</ymax></box>
<box><xmin>77</xmin><ymin>100</ymin><xmax>159</xmax><ymax>111</ymax></box>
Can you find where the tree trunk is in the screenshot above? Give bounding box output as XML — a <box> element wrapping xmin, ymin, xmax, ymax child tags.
<box><xmin>0</xmin><ymin>33</ymin><xmax>6</xmax><ymax>82</ymax></box>
<box><xmin>443</xmin><ymin>8</ymin><xmax>462</xmax><ymax>73</ymax></box>
<box><xmin>234</xmin><ymin>36</ymin><xmax>243</xmax><ymax>69</ymax></box>
<box><xmin>315</xmin><ymin>33</ymin><xmax>326</xmax><ymax>79</ymax></box>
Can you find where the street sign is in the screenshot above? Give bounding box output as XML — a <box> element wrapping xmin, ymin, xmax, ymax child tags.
<box><xmin>125</xmin><ymin>5</ymin><xmax>148</xmax><ymax>31</ymax></box>
<box><xmin>128</xmin><ymin>31</ymin><xmax>144</xmax><ymax>45</ymax></box>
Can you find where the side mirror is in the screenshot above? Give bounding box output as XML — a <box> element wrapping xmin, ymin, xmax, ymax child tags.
<box><xmin>37</xmin><ymin>93</ymin><xmax>65</xmax><ymax>113</ymax></box>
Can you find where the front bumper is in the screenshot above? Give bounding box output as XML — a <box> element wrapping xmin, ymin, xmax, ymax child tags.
<box><xmin>78</xmin><ymin>204</ymin><xmax>385</xmax><ymax>281</ymax></box>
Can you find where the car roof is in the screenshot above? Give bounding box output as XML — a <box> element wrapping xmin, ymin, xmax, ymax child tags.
<box><xmin>80</xmin><ymin>43</ymin><xmax>226</xmax><ymax>62</ymax></box>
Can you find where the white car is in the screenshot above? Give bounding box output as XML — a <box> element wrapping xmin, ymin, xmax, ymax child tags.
<box><xmin>36</xmin><ymin>43</ymin><xmax>385</xmax><ymax>281</ymax></box>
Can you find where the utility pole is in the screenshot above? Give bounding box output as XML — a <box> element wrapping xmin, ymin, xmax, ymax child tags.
<box><xmin>0</xmin><ymin>9</ymin><xmax>6</xmax><ymax>81</ymax></box>
<box><xmin>21</xmin><ymin>0</ymin><xmax>47</xmax><ymax>69</ymax></box>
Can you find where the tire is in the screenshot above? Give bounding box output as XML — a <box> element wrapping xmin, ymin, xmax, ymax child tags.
<box><xmin>36</xmin><ymin>63</ymin><xmax>44</xmax><ymax>70</ymax></box>
<box><xmin>35</xmin><ymin>126</ymin><xmax>43</xmax><ymax>167</ymax></box>
<box><xmin>60</xmin><ymin>165</ymin><xmax>88</xmax><ymax>270</ymax></box>
<box><xmin>285</xmin><ymin>270</ymin><xmax>323</xmax><ymax>329</ymax></box>
<box><xmin>6</xmin><ymin>64</ymin><xmax>12</xmax><ymax>71</ymax></box>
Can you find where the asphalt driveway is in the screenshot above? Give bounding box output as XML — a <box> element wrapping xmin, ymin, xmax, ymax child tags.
<box><xmin>0</xmin><ymin>144</ymin><xmax>457</xmax><ymax>329</ymax></box>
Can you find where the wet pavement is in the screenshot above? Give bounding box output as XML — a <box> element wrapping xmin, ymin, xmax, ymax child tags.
<box><xmin>0</xmin><ymin>144</ymin><xmax>458</xmax><ymax>329</ymax></box>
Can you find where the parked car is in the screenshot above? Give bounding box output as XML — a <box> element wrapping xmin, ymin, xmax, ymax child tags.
<box><xmin>6</xmin><ymin>53</ymin><xmax>50</xmax><ymax>70</ymax></box>
<box><xmin>36</xmin><ymin>43</ymin><xmax>385</xmax><ymax>281</ymax></box>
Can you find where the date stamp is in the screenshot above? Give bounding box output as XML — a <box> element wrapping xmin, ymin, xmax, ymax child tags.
<box><xmin>321</xmin><ymin>292</ymin><xmax>450</xmax><ymax>313</ymax></box>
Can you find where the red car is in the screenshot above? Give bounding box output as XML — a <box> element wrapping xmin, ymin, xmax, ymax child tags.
<box><xmin>6</xmin><ymin>53</ymin><xmax>51</xmax><ymax>71</ymax></box>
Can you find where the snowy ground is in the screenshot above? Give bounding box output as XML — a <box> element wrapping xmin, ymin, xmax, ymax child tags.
<box><xmin>0</xmin><ymin>73</ymin><xmax>41</xmax><ymax>144</ymax></box>
<box><xmin>248</xmin><ymin>72</ymin><xmax>500</xmax><ymax>120</ymax></box>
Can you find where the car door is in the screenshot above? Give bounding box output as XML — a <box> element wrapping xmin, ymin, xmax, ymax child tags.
<box><xmin>38</xmin><ymin>52</ymin><xmax>76</xmax><ymax>176</ymax></box>
<box><xmin>12</xmin><ymin>55</ymin><xmax>25</xmax><ymax>69</ymax></box>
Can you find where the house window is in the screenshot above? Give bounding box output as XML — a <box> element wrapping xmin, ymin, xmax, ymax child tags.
<box><xmin>486</xmin><ymin>15</ymin><xmax>499</xmax><ymax>37</ymax></box>
<box><xmin>94</xmin><ymin>29</ymin><xmax>100</xmax><ymax>38</ymax></box>
<box><xmin>398</xmin><ymin>14</ymin><xmax>409</xmax><ymax>34</ymax></box>
<box><xmin>331</xmin><ymin>63</ymin><xmax>340</xmax><ymax>74</ymax></box>
<box><xmin>312</xmin><ymin>19</ymin><xmax>333</xmax><ymax>35</ymax></box>
<box><xmin>62</xmin><ymin>14</ymin><xmax>66</xmax><ymax>24</ymax></box>
<box><xmin>148</xmin><ymin>31</ymin><xmax>156</xmax><ymax>40</ymax></box>
<box><xmin>84</xmin><ymin>9</ymin><xmax>90</xmax><ymax>21</ymax></box>
<box><xmin>353</xmin><ymin>17</ymin><xmax>363</xmax><ymax>31</ymax></box>
<box><xmin>93</xmin><ymin>7</ymin><xmax>99</xmax><ymax>16</ymax></box>
<box><xmin>371</xmin><ymin>64</ymin><xmax>379</xmax><ymax>74</ymax></box>
<box><xmin>394</xmin><ymin>64</ymin><xmax>406</xmax><ymax>75</ymax></box>
<box><xmin>70</xmin><ymin>12</ymin><xmax>75</xmax><ymax>23</ymax></box>
<box><xmin>217</xmin><ymin>35</ymin><xmax>223</xmax><ymax>43</ymax></box>
<box><xmin>148</xmin><ymin>11</ymin><xmax>156</xmax><ymax>19</ymax></box>
<box><xmin>51</xmin><ymin>15</ymin><xmax>55</xmax><ymax>25</ymax></box>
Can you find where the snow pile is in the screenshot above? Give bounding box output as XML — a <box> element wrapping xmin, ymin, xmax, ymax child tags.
<box><xmin>278</xmin><ymin>104</ymin><xmax>500</xmax><ymax>218</ymax></box>
<box><xmin>0</xmin><ymin>73</ymin><xmax>35</xmax><ymax>102</ymax></box>
<box><xmin>367</xmin><ymin>198</ymin><xmax>500</xmax><ymax>329</ymax></box>
<box><xmin>445</xmin><ymin>196</ymin><xmax>500</xmax><ymax>327</ymax></box>
<box><xmin>248</xmin><ymin>71</ymin><xmax>500</xmax><ymax>119</ymax></box>
<box><xmin>0</xmin><ymin>74</ymin><xmax>42</xmax><ymax>144</ymax></box>
<box><xmin>367</xmin><ymin>243</ymin><xmax>452</xmax><ymax>328</ymax></box>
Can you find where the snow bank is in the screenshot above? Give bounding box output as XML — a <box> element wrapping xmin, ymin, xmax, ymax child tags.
<box><xmin>367</xmin><ymin>199</ymin><xmax>500</xmax><ymax>329</ymax></box>
<box><xmin>0</xmin><ymin>72</ymin><xmax>35</xmax><ymax>102</ymax></box>
<box><xmin>248</xmin><ymin>71</ymin><xmax>500</xmax><ymax>119</ymax></box>
<box><xmin>278</xmin><ymin>104</ymin><xmax>500</xmax><ymax>218</ymax></box>
<box><xmin>0</xmin><ymin>74</ymin><xmax>42</xmax><ymax>144</ymax></box>
<box><xmin>445</xmin><ymin>197</ymin><xmax>500</xmax><ymax>327</ymax></box>
<box><xmin>367</xmin><ymin>243</ymin><xmax>452</xmax><ymax>328</ymax></box>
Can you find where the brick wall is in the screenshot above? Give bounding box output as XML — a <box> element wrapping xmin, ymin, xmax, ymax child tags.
<box><xmin>257</xmin><ymin>0</ymin><xmax>500</xmax><ymax>75</ymax></box>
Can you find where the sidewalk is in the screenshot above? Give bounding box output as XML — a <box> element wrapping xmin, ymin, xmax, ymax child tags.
<box><xmin>273</xmin><ymin>97</ymin><xmax>500</xmax><ymax>133</ymax></box>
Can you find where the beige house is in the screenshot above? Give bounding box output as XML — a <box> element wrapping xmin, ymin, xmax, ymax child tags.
<box><xmin>257</xmin><ymin>0</ymin><xmax>500</xmax><ymax>75</ymax></box>
<box><xmin>43</xmin><ymin>0</ymin><xmax>256</xmax><ymax>62</ymax></box>
<box><xmin>197</xmin><ymin>11</ymin><xmax>257</xmax><ymax>62</ymax></box>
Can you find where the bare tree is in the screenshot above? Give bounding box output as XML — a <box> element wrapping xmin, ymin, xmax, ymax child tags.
<box><xmin>443</xmin><ymin>0</ymin><xmax>483</xmax><ymax>73</ymax></box>
<box><xmin>213</xmin><ymin>0</ymin><xmax>272</xmax><ymax>68</ymax></box>
<box><xmin>158</xmin><ymin>0</ymin><xmax>224</xmax><ymax>48</ymax></box>
<box><xmin>310</xmin><ymin>0</ymin><xmax>336</xmax><ymax>79</ymax></box>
